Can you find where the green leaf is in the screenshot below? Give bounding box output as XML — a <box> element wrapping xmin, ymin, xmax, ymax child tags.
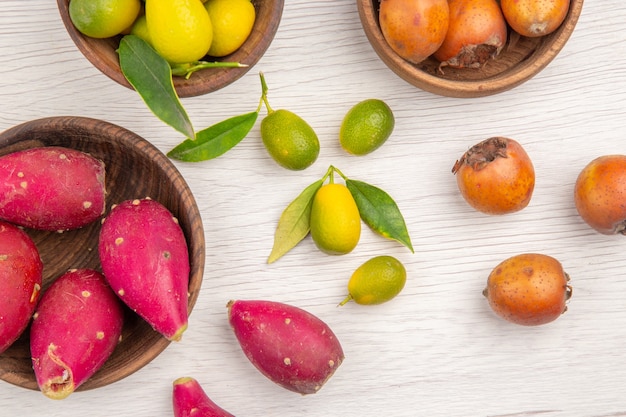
<box><xmin>118</xmin><ymin>35</ymin><xmax>195</xmax><ymax>139</ymax></box>
<box><xmin>167</xmin><ymin>111</ymin><xmax>259</xmax><ymax>161</ymax></box>
<box><xmin>268</xmin><ymin>179</ymin><xmax>324</xmax><ymax>264</ymax></box>
<box><xmin>346</xmin><ymin>179</ymin><xmax>414</xmax><ymax>253</ymax></box>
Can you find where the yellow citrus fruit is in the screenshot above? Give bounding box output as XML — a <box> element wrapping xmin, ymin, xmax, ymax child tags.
<box><xmin>261</xmin><ymin>109</ymin><xmax>320</xmax><ymax>171</ymax></box>
<box><xmin>69</xmin><ymin>0</ymin><xmax>141</xmax><ymax>39</ymax></box>
<box><xmin>130</xmin><ymin>14</ymin><xmax>151</xmax><ymax>45</ymax></box>
<box><xmin>146</xmin><ymin>0</ymin><xmax>213</xmax><ymax>64</ymax></box>
<box><xmin>310</xmin><ymin>183</ymin><xmax>361</xmax><ymax>255</ymax></box>
<box><xmin>204</xmin><ymin>0</ymin><xmax>256</xmax><ymax>57</ymax></box>
<box><xmin>340</xmin><ymin>256</ymin><xmax>407</xmax><ymax>305</ymax></box>
<box><xmin>340</xmin><ymin>99</ymin><xmax>395</xmax><ymax>156</ymax></box>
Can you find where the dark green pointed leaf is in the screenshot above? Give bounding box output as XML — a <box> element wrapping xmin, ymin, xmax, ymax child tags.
<box><xmin>346</xmin><ymin>179</ymin><xmax>414</xmax><ymax>252</ymax></box>
<box><xmin>118</xmin><ymin>35</ymin><xmax>195</xmax><ymax>139</ymax></box>
<box><xmin>167</xmin><ymin>111</ymin><xmax>258</xmax><ymax>161</ymax></box>
<box><xmin>268</xmin><ymin>179</ymin><xmax>324</xmax><ymax>264</ymax></box>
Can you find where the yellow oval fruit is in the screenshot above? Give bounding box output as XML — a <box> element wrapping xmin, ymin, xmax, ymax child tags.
<box><xmin>130</xmin><ymin>14</ymin><xmax>152</xmax><ymax>45</ymax></box>
<box><xmin>69</xmin><ymin>0</ymin><xmax>141</xmax><ymax>39</ymax></box>
<box><xmin>340</xmin><ymin>99</ymin><xmax>395</xmax><ymax>156</ymax></box>
<box><xmin>261</xmin><ymin>109</ymin><xmax>320</xmax><ymax>171</ymax></box>
<box><xmin>310</xmin><ymin>183</ymin><xmax>361</xmax><ymax>255</ymax></box>
<box><xmin>204</xmin><ymin>0</ymin><xmax>256</xmax><ymax>57</ymax></box>
<box><xmin>146</xmin><ymin>0</ymin><xmax>213</xmax><ymax>64</ymax></box>
<box><xmin>340</xmin><ymin>256</ymin><xmax>407</xmax><ymax>305</ymax></box>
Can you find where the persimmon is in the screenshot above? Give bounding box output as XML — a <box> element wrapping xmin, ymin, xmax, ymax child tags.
<box><xmin>379</xmin><ymin>0</ymin><xmax>449</xmax><ymax>64</ymax></box>
<box><xmin>501</xmin><ymin>0</ymin><xmax>570</xmax><ymax>37</ymax></box>
<box><xmin>452</xmin><ymin>137</ymin><xmax>535</xmax><ymax>215</ymax></box>
<box><xmin>483</xmin><ymin>253</ymin><xmax>572</xmax><ymax>326</ymax></box>
<box><xmin>574</xmin><ymin>155</ymin><xmax>626</xmax><ymax>235</ymax></box>
<box><xmin>433</xmin><ymin>0</ymin><xmax>507</xmax><ymax>69</ymax></box>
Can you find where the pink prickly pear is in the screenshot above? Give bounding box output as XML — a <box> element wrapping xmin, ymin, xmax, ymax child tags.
<box><xmin>99</xmin><ymin>198</ymin><xmax>190</xmax><ymax>341</ymax></box>
<box><xmin>227</xmin><ymin>299</ymin><xmax>344</xmax><ymax>395</ymax></box>
<box><xmin>0</xmin><ymin>220</ymin><xmax>43</xmax><ymax>354</ymax></box>
<box><xmin>0</xmin><ymin>146</ymin><xmax>106</xmax><ymax>231</ymax></box>
<box><xmin>30</xmin><ymin>269</ymin><xmax>124</xmax><ymax>399</ymax></box>
<box><xmin>173</xmin><ymin>377</ymin><xmax>235</xmax><ymax>417</ymax></box>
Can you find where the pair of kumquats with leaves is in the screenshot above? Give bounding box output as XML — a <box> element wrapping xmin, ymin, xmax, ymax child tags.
<box><xmin>268</xmin><ymin>165</ymin><xmax>413</xmax><ymax>306</ymax></box>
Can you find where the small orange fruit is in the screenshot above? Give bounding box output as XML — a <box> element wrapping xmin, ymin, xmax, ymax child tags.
<box><xmin>339</xmin><ymin>256</ymin><xmax>407</xmax><ymax>306</ymax></box>
<box><xmin>339</xmin><ymin>99</ymin><xmax>395</xmax><ymax>156</ymax></box>
<box><xmin>483</xmin><ymin>253</ymin><xmax>572</xmax><ymax>326</ymax></box>
<box><xmin>146</xmin><ymin>0</ymin><xmax>213</xmax><ymax>64</ymax></box>
<box><xmin>452</xmin><ymin>137</ymin><xmax>535</xmax><ymax>215</ymax></box>
<box><xmin>501</xmin><ymin>0</ymin><xmax>570</xmax><ymax>37</ymax></box>
<box><xmin>204</xmin><ymin>0</ymin><xmax>256</xmax><ymax>57</ymax></box>
<box><xmin>261</xmin><ymin>109</ymin><xmax>320</xmax><ymax>171</ymax></box>
<box><xmin>69</xmin><ymin>0</ymin><xmax>141</xmax><ymax>39</ymax></box>
<box><xmin>433</xmin><ymin>0</ymin><xmax>507</xmax><ymax>68</ymax></box>
<box><xmin>310</xmin><ymin>183</ymin><xmax>361</xmax><ymax>255</ymax></box>
<box><xmin>574</xmin><ymin>155</ymin><xmax>626</xmax><ymax>235</ymax></box>
<box><xmin>379</xmin><ymin>0</ymin><xmax>449</xmax><ymax>64</ymax></box>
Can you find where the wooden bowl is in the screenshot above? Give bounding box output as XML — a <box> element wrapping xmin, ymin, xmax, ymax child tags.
<box><xmin>57</xmin><ymin>0</ymin><xmax>284</xmax><ymax>98</ymax></box>
<box><xmin>357</xmin><ymin>0</ymin><xmax>584</xmax><ymax>98</ymax></box>
<box><xmin>0</xmin><ymin>116</ymin><xmax>205</xmax><ymax>392</ymax></box>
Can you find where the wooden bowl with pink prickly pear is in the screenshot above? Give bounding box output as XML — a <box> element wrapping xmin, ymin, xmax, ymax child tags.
<box><xmin>357</xmin><ymin>0</ymin><xmax>584</xmax><ymax>98</ymax></box>
<box><xmin>57</xmin><ymin>0</ymin><xmax>284</xmax><ymax>98</ymax></box>
<box><xmin>0</xmin><ymin>116</ymin><xmax>205</xmax><ymax>392</ymax></box>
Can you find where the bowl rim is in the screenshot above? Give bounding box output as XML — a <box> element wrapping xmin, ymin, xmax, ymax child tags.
<box><xmin>0</xmin><ymin>116</ymin><xmax>206</xmax><ymax>391</ymax></box>
<box><xmin>357</xmin><ymin>0</ymin><xmax>584</xmax><ymax>98</ymax></box>
<box><xmin>56</xmin><ymin>0</ymin><xmax>285</xmax><ymax>98</ymax></box>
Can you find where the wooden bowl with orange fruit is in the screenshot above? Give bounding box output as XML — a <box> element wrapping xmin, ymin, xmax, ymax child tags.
<box><xmin>57</xmin><ymin>0</ymin><xmax>284</xmax><ymax>98</ymax></box>
<box><xmin>357</xmin><ymin>0</ymin><xmax>583</xmax><ymax>98</ymax></box>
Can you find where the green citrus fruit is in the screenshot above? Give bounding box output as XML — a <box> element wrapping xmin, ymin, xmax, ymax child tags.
<box><xmin>339</xmin><ymin>99</ymin><xmax>395</xmax><ymax>156</ymax></box>
<box><xmin>310</xmin><ymin>183</ymin><xmax>361</xmax><ymax>255</ymax></box>
<box><xmin>340</xmin><ymin>255</ymin><xmax>406</xmax><ymax>305</ymax></box>
<box><xmin>204</xmin><ymin>0</ymin><xmax>256</xmax><ymax>57</ymax></box>
<box><xmin>261</xmin><ymin>109</ymin><xmax>320</xmax><ymax>171</ymax></box>
<box><xmin>130</xmin><ymin>14</ymin><xmax>151</xmax><ymax>45</ymax></box>
<box><xmin>69</xmin><ymin>0</ymin><xmax>141</xmax><ymax>39</ymax></box>
<box><xmin>146</xmin><ymin>0</ymin><xmax>213</xmax><ymax>64</ymax></box>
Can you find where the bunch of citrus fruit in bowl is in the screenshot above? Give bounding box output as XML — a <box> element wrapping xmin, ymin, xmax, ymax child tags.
<box><xmin>57</xmin><ymin>0</ymin><xmax>284</xmax><ymax>97</ymax></box>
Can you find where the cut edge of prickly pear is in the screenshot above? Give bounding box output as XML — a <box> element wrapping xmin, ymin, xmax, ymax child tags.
<box><xmin>173</xmin><ymin>376</ymin><xmax>194</xmax><ymax>386</ymax></box>
<box><xmin>37</xmin><ymin>344</ymin><xmax>76</xmax><ymax>400</ymax></box>
<box><xmin>169</xmin><ymin>322</ymin><xmax>188</xmax><ymax>342</ymax></box>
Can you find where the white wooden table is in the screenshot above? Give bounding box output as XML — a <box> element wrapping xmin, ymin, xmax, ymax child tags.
<box><xmin>0</xmin><ymin>1</ymin><xmax>624</xmax><ymax>416</ymax></box>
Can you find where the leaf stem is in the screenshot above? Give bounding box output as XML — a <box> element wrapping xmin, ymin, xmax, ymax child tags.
<box><xmin>259</xmin><ymin>72</ymin><xmax>274</xmax><ymax>114</ymax></box>
<box><xmin>320</xmin><ymin>165</ymin><xmax>335</xmax><ymax>184</ymax></box>
<box><xmin>171</xmin><ymin>61</ymin><xmax>249</xmax><ymax>79</ymax></box>
<box><xmin>338</xmin><ymin>295</ymin><xmax>353</xmax><ymax>306</ymax></box>
<box><xmin>332</xmin><ymin>165</ymin><xmax>349</xmax><ymax>182</ymax></box>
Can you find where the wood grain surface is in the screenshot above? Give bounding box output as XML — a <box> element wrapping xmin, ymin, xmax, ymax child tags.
<box><xmin>1</xmin><ymin>1</ymin><xmax>624</xmax><ymax>416</ymax></box>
